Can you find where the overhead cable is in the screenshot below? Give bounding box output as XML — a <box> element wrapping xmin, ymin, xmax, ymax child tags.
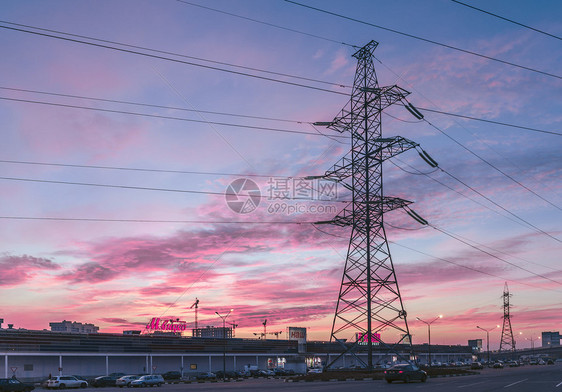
<box><xmin>0</xmin><ymin>86</ymin><xmax>310</xmax><ymax>124</ymax></box>
<box><xmin>285</xmin><ymin>0</ymin><xmax>562</xmax><ymax>80</ymax></box>
<box><xmin>3</xmin><ymin>86</ymin><xmax>558</xmax><ymax>136</ymax></box>
<box><xmin>423</xmin><ymin>118</ymin><xmax>562</xmax><ymax>212</ymax></box>
<box><xmin>451</xmin><ymin>0</ymin><xmax>562</xmax><ymax>41</ymax></box>
<box><xmin>0</xmin><ymin>96</ymin><xmax>348</xmax><ymax>139</ymax></box>
<box><xmin>0</xmin><ymin>23</ymin><xmax>349</xmax><ymax>96</ymax></box>
<box><xmin>175</xmin><ymin>0</ymin><xmax>358</xmax><ymax>49</ymax></box>
<box><xmin>0</xmin><ymin>175</ymin><xmax>349</xmax><ymax>203</ymax></box>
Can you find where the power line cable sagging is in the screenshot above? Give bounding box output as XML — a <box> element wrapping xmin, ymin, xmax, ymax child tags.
<box><xmin>284</xmin><ymin>0</ymin><xmax>562</xmax><ymax>80</ymax></box>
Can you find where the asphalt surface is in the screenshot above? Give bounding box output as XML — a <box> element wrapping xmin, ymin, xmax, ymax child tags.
<box><xmin>43</xmin><ymin>363</ymin><xmax>562</xmax><ymax>392</ymax></box>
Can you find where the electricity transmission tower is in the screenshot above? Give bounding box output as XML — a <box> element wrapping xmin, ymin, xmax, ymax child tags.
<box><xmin>314</xmin><ymin>40</ymin><xmax>430</xmax><ymax>370</ymax></box>
<box><xmin>499</xmin><ymin>282</ymin><xmax>516</xmax><ymax>352</ymax></box>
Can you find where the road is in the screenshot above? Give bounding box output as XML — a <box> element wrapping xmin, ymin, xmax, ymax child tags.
<box><xmin>72</xmin><ymin>364</ymin><xmax>562</xmax><ymax>392</ymax></box>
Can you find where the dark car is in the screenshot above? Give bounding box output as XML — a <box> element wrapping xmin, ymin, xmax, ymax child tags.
<box><xmin>195</xmin><ymin>372</ymin><xmax>216</xmax><ymax>380</ymax></box>
<box><xmin>384</xmin><ymin>364</ymin><xmax>427</xmax><ymax>384</ymax></box>
<box><xmin>90</xmin><ymin>376</ymin><xmax>117</xmax><ymax>388</ymax></box>
<box><xmin>0</xmin><ymin>379</ymin><xmax>35</xmax><ymax>392</ymax></box>
<box><xmin>162</xmin><ymin>371</ymin><xmax>181</xmax><ymax>381</ymax></box>
<box><xmin>470</xmin><ymin>362</ymin><xmax>483</xmax><ymax>369</ymax></box>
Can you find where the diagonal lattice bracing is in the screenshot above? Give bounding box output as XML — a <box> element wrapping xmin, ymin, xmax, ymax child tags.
<box><xmin>316</xmin><ymin>40</ymin><xmax>425</xmax><ymax>370</ymax></box>
<box><xmin>499</xmin><ymin>282</ymin><xmax>516</xmax><ymax>352</ymax></box>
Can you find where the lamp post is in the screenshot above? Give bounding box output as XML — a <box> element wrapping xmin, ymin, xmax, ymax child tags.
<box><xmin>416</xmin><ymin>315</ymin><xmax>442</xmax><ymax>366</ymax></box>
<box><xmin>215</xmin><ymin>309</ymin><xmax>233</xmax><ymax>380</ymax></box>
<box><xmin>476</xmin><ymin>325</ymin><xmax>497</xmax><ymax>364</ymax></box>
<box><xmin>526</xmin><ymin>335</ymin><xmax>540</xmax><ymax>355</ymax></box>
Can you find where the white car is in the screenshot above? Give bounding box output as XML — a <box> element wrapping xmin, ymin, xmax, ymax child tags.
<box><xmin>130</xmin><ymin>375</ymin><xmax>164</xmax><ymax>387</ymax></box>
<box><xmin>116</xmin><ymin>375</ymin><xmax>140</xmax><ymax>388</ymax></box>
<box><xmin>46</xmin><ymin>376</ymin><xmax>88</xmax><ymax>389</ymax></box>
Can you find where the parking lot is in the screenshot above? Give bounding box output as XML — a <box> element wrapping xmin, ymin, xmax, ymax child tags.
<box><xmin>38</xmin><ymin>363</ymin><xmax>562</xmax><ymax>392</ymax></box>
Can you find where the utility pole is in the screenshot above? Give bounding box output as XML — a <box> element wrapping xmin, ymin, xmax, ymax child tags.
<box><xmin>314</xmin><ymin>40</ymin><xmax>431</xmax><ymax>370</ymax></box>
<box><xmin>215</xmin><ymin>309</ymin><xmax>233</xmax><ymax>379</ymax></box>
<box><xmin>499</xmin><ymin>282</ymin><xmax>516</xmax><ymax>353</ymax></box>
<box><xmin>477</xmin><ymin>325</ymin><xmax>497</xmax><ymax>364</ymax></box>
<box><xmin>417</xmin><ymin>315</ymin><xmax>443</xmax><ymax>366</ymax></box>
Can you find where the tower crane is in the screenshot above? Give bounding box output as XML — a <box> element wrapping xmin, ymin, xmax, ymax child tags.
<box><xmin>190</xmin><ymin>298</ymin><xmax>199</xmax><ymax>330</ymax></box>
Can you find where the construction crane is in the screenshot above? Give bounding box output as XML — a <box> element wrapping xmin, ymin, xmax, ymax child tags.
<box><xmin>252</xmin><ymin>320</ymin><xmax>282</xmax><ymax>339</ymax></box>
<box><xmin>190</xmin><ymin>298</ymin><xmax>199</xmax><ymax>330</ymax></box>
<box><xmin>227</xmin><ymin>321</ymin><xmax>238</xmax><ymax>337</ymax></box>
<box><xmin>253</xmin><ymin>319</ymin><xmax>267</xmax><ymax>339</ymax></box>
<box><xmin>253</xmin><ymin>330</ymin><xmax>283</xmax><ymax>339</ymax></box>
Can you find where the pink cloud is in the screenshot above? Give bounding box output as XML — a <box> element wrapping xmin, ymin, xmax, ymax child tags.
<box><xmin>0</xmin><ymin>254</ymin><xmax>60</xmax><ymax>286</ymax></box>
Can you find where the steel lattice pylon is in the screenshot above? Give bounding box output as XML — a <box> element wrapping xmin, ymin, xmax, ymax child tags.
<box><xmin>316</xmin><ymin>41</ymin><xmax>424</xmax><ymax>370</ymax></box>
<box><xmin>499</xmin><ymin>282</ymin><xmax>516</xmax><ymax>352</ymax></box>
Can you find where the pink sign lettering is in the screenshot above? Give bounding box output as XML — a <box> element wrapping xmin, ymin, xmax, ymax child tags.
<box><xmin>146</xmin><ymin>318</ymin><xmax>187</xmax><ymax>332</ymax></box>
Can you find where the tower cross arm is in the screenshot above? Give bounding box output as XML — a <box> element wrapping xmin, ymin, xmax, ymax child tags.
<box><xmin>321</xmin><ymin>137</ymin><xmax>420</xmax><ymax>184</ymax></box>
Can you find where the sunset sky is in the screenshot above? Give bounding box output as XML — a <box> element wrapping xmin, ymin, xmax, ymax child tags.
<box><xmin>1</xmin><ymin>0</ymin><xmax>561</xmax><ymax>350</ymax></box>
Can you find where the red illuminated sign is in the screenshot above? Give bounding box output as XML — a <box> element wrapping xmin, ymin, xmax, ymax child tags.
<box><xmin>146</xmin><ymin>318</ymin><xmax>187</xmax><ymax>332</ymax></box>
<box><xmin>356</xmin><ymin>332</ymin><xmax>381</xmax><ymax>345</ymax></box>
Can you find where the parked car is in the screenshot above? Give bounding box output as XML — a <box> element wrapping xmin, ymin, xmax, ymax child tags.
<box><xmin>90</xmin><ymin>376</ymin><xmax>117</xmax><ymax>388</ymax></box>
<box><xmin>214</xmin><ymin>371</ymin><xmax>239</xmax><ymax>379</ymax></box>
<box><xmin>161</xmin><ymin>372</ymin><xmax>181</xmax><ymax>381</ymax></box>
<box><xmin>129</xmin><ymin>375</ymin><xmax>164</xmax><ymax>387</ymax></box>
<box><xmin>547</xmin><ymin>359</ymin><xmax>555</xmax><ymax>365</ymax></box>
<box><xmin>0</xmin><ymin>378</ymin><xmax>35</xmax><ymax>392</ymax></box>
<box><xmin>492</xmin><ymin>362</ymin><xmax>504</xmax><ymax>369</ymax></box>
<box><xmin>470</xmin><ymin>362</ymin><xmax>483</xmax><ymax>369</ymax></box>
<box><xmin>46</xmin><ymin>376</ymin><xmax>88</xmax><ymax>389</ymax></box>
<box><xmin>115</xmin><ymin>376</ymin><xmax>140</xmax><ymax>388</ymax></box>
<box><xmin>384</xmin><ymin>364</ymin><xmax>427</xmax><ymax>384</ymax></box>
<box><xmin>194</xmin><ymin>372</ymin><xmax>216</xmax><ymax>381</ymax></box>
<box><xmin>508</xmin><ymin>361</ymin><xmax>520</xmax><ymax>367</ymax></box>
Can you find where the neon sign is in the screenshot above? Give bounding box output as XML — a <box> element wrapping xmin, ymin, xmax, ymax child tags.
<box><xmin>356</xmin><ymin>332</ymin><xmax>381</xmax><ymax>345</ymax></box>
<box><xmin>146</xmin><ymin>318</ymin><xmax>187</xmax><ymax>332</ymax></box>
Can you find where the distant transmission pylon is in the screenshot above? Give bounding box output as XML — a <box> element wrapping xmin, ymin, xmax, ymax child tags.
<box><xmin>499</xmin><ymin>282</ymin><xmax>516</xmax><ymax>352</ymax></box>
<box><xmin>313</xmin><ymin>40</ymin><xmax>432</xmax><ymax>370</ymax></box>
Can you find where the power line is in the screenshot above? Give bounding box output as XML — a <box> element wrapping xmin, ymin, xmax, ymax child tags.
<box><xmin>391</xmin><ymin>157</ymin><xmax>548</xmax><ymax>234</ymax></box>
<box><xmin>0</xmin><ymin>86</ymin><xmax>310</xmax><ymax>124</ymax></box>
<box><xmin>3</xmin><ymin>86</ymin><xmax>559</xmax><ymax>136</ymax></box>
<box><xmin>433</xmin><ymin>223</ymin><xmax>559</xmax><ymax>273</ymax></box>
<box><xmin>0</xmin><ymin>23</ymin><xmax>349</xmax><ymax>96</ymax></box>
<box><xmin>0</xmin><ymin>159</ymin><xmax>281</xmax><ymax>179</ymax></box>
<box><xmin>0</xmin><ymin>20</ymin><xmax>352</xmax><ymax>90</ymax></box>
<box><xmin>0</xmin><ymin>175</ymin><xmax>349</xmax><ymax>203</ymax></box>
<box><xmin>285</xmin><ymin>0</ymin><xmax>562</xmax><ymax>80</ymax></box>
<box><xmin>438</xmin><ymin>167</ymin><xmax>561</xmax><ymax>244</ymax></box>
<box><xmin>430</xmin><ymin>224</ymin><xmax>562</xmax><ymax>286</ymax></box>
<box><xmin>413</xmin><ymin>105</ymin><xmax>562</xmax><ymax>137</ymax></box>
<box><xmin>0</xmin><ymin>216</ymin><xmax>312</xmax><ymax>224</ymax></box>
<box><xmin>390</xmin><ymin>241</ymin><xmax>562</xmax><ymax>293</ymax></box>
<box><xmin>176</xmin><ymin>0</ymin><xmax>358</xmax><ymax>49</ymax></box>
<box><xmin>0</xmin><ymin>96</ymin><xmax>348</xmax><ymax>139</ymax></box>
<box><xmin>451</xmin><ymin>0</ymin><xmax>562</xmax><ymax>41</ymax></box>
<box><xmin>424</xmin><ymin>118</ymin><xmax>562</xmax><ymax>213</ymax></box>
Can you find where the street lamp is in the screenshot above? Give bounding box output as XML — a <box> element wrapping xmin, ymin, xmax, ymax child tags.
<box><xmin>215</xmin><ymin>309</ymin><xmax>233</xmax><ymax>379</ymax></box>
<box><xmin>525</xmin><ymin>334</ymin><xmax>541</xmax><ymax>354</ymax></box>
<box><xmin>476</xmin><ymin>325</ymin><xmax>498</xmax><ymax>364</ymax></box>
<box><xmin>416</xmin><ymin>315</ymin><xmax>443</xmax><ymax>366</ymax></box>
